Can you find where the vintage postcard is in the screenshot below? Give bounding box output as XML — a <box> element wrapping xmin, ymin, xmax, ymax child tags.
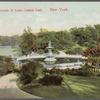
<box><xmin>0</xmin><ymin>2</ymin><xmax>100</xmax><ymax>99</ymax></box>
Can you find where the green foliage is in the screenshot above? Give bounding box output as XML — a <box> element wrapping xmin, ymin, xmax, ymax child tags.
<box><xmin>40</xmin><ymin>27</ymin><xmax>48</xmax><ymax>33</ymax></box>
<box><xmin>19</xmin><ymin>28</ymin><xmax>37</xmax><ymax>56</ymax></box>
<box><xmin>43</xmin><ymin>67</ymin><xmax>100</xmax><ymax>77</ymax></box>
<box><xmin>1</xmin><ymin>24</ymin><xmax>100</xmax><ymax>55</ymax></box>
<box><xmin>37</xmin><ymin>30</ymin><xmax>76</xmax><ymax>54</ymax></box>
<box><xmin>0</xmin><ymin>56</ymin><xmax>14</xmax><ymax>76</ymax></box>
<box><xmin>64</xmin><ymin>68</ymin><xmax>75</xmax><ymax>75</ymax></box>
<box><xmin>19</xmin><ymin>62</ymin><xmax>43</xmax><ymax>85</ymax></box>
<box><xmin>1</xmin><ymin>24</ymin><xmax>100</xmax><ymax>56</ymax></box>
<box><xmin>13</xmin><ymin>67</ymin><xmax>20</xmax><ymax>74</ymax></box>
<box><xmin>36</xmin><ymin>49</ymin><xmax>45</xmax><ymax>54</ymax></box>
<box><xmin>71</xmin><ymin>44</ymin><xmax>83</xmax><ymax>54</ymax></box>
<box><xmin>43</xmin><ymin>67</ymin><xmax>65</xmax><ymax>75</ymax></box>
<box><xmin>82</xmin><ymin>45</ymin><xmax>100</xmax><ymax>71</ymax></box>
<box><xmin>0</xmin><ymin>35</ymin><xmax>19</xmax><ymax>47</ymax></box>
<box><xmin>39</xmin><ymin>75</ymin><xmax>63</xmax><ymax>86</ymax></box>
<box><xmin>83</xmin><ymin>45</ymin><xmax>100</xmax><ymax>57</ymax></box>
<box><xmin>55</xmin><ymin>31</ymin><xmax>75</xmax><ymax>50</ymax></box>
<box><xmin>37</xmin><ymin>31</ymin><xmax>59</xmax><ymax>53</ymax></box>
<box><xmin>36</xmin><ymin>24</ymin><xmax>100</xmax><ymax>54</ymax></box>
<box><xmin>19</xmin><ymin>75</ymin><xmax>100</xmax><ymax>98</ymax></box>
<box><xmin>70</xmin><ymin>25</ymin><xmax>100</xmax><ymax>48</ymax></box>
<box><xmin>76</xmin><ymin>69</ymin><xmax>92</xmax><ymax>77</ymax></box>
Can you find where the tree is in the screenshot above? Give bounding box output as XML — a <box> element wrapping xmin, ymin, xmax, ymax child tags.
<box><xmin>10</xmin><ymin>35</ymin><xmax>20</xmax><ymax>47</ymax></box>
<box><xmin>55</xmin><ymin>30</ymin><xmax>75</xmax><ymax>50</ymax></box>
<box><xmin>0</xmin><ymin>35</ymin><xmax>20</xmax><ymax>47</ymax></box>
<box><xmin>40</xmin><ymin>27</ymin><xmax>48</xmax><ymax>32</ymax></box>
<box><xmin>70</xmin><ymin>26</ymin><xmax>92</xmax><ymax>46</ymax></box>
<box><xmin>71</xmin><ymin>44</ymin><xmax>83</xmax><ymax>54</ymax></box>
<box><xmin>82</xmin><ymin>45</ymin><xmax>100</xmax><ymax>71</ymax></box>
<box><xmin>37</xmin><ymin>30</ymin><xmax>59</xmax><ymax>53</ymax></box>
<box><xmin>19</xmin><ymin>27</ymin><xmax>37</xmax><ymax>56</ymax></box>
<box><xmin>83</xmin><ymin>45</ymin><xmax>100</xmax><ymax>57</ymax></box>
<box><xmin>69</xmin><ymin>25</ymin><xmax>100</xmax><ymax>48</ymax></box>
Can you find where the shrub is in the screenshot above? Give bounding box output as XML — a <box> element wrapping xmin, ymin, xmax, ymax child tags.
<box><xmin>50</xmin><ymin>67</ymin><xmax>57</xmax><ymax>74</ymax></box>
<box><xmin>97</xmin><ymin>71</ymin><xmax>100</xmax><ymax>76</ymax></box>
<box><xmin>43</xmin><ymin>67</ymin><xmax>99</xmax><ymax>77</ymax></box>
<box><xmin>24</xmin><ymin>83</ymin><xmax>42</xmax><ymax>88</ymax></box>
<box><xmin>19</xmin><ymin>62</ymin><xmax>43</xmax><ymax>85</ymax></box>
<box><xmin>76</xmin><ymin>68</ymin><xmax>99</xmax><ymax>77</ymax></box>
<box><xmin>39</xmin><ymin>75</ymin><xmax>63</xmax><ymax>86</ymax></box>
<box><xmin>90</xmin><ymin>70</ymin><xmax>100</xmax><ymax>77</ymax></box>
<box><xmin>43</xmin><ymin>67</ymin><xmax>66</xmax><ymax>75</ymax></box>
<box><xmin>43</xmin><ymin>68</ymin><xmax>49</xmax><ymax>73</ymax></box>
<box><xmin>82</xmin><ymin>45</ymin><xmax>100</xmax><ymax>57</ymax></box>
<box><xmin>0</xmin><ymin>56</ymin><xmax>14</xmax><ymax>76</ymax></box>
<box><xmin>77</xmin><ymin>69</ymin><xmax>88</xmax><ymax>76</ymax></box>
<box><xmin>70</xmin><ymin>69</ymin><xmax>78</xmax><ymax>75</ymax></box>
<box><xmin>13</xmin><ymin>68</ymin><xmax>20</xmax><ymax>74</ymax></box>
<box><xmin>65</xmin><ymin>68</ymin><xmax>72</xmax><ymax>75</ymax></box>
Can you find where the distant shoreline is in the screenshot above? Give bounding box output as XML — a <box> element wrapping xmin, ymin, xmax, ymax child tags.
<box><xmin>0</xmin><ymin>46</ymin><xmax>11</xmax><ymax>47</ymax></box>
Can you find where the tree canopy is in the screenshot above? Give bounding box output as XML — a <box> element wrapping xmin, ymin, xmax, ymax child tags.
<box><xmin>19</xmin><ymin>27</ymin><xmax>37</xmax><ymax>56</ymax></box>
<box><xmin>0</xmin><ymin>24</ymin><xmax>100</xmax><ymax>55</ymax></box>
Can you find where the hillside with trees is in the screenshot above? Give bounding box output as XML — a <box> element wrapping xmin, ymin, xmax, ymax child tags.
<box><xmin>0</xmin><ymin>24</ymin><xmax>100</xmax><ymax>55</ymax></box>
<box><xmin>17</xmin><ymin>24</ymin><xmax>100</xmax><ymax>55</ymax></box>
<box><xmin>0</xmin><ymin>35</ymin><xmax>20</xmax><ymax>47</ymax></box>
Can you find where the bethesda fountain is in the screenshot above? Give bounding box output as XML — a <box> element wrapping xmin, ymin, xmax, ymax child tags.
<box><xmin>15</xmin><ymin>40</ymin><xmax>86</xmax><ymax>68</ymax></box>
<box><xmin>44</xmin><ymin>41</ymin><xmax>57</xmax><ymax>67</ymax></box>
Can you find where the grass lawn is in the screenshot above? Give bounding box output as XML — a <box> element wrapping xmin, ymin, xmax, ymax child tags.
<box><xmin>18</xmin><ymin>75</ymin><xmax>100</xmax><ymax>98</ymax></box>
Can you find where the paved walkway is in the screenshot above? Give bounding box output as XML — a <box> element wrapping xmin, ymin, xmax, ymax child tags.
<box><xmin>0</xmin><ymin>73</ymin><xmax>42</xmax><ymax>99</ymax></box>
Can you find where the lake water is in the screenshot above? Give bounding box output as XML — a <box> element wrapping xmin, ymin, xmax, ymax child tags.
<box><xmin>0</xmin><ymin>46</ymin><xmax>16</xmax><ymax>57</ymax></box>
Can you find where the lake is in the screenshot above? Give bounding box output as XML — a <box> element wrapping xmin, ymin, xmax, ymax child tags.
<box><xmin>0</xmin><ymin>46</ymin><xmax>17</xmax><ymax>57</ymax></box>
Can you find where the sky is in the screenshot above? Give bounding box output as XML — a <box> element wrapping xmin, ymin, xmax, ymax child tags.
<box><xmin>0</xmin><ymin>2</ymin><xmax>100</xmax><ymax>36</ymax></box>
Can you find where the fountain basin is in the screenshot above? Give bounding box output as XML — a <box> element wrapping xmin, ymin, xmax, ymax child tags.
<box><xmin>44</xmin><ymin>58</ymin><xmax>57</xmax><ymax>64</ymax></box>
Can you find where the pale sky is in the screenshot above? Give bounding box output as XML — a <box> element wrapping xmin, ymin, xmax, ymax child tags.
<box><xmin>0</xmin><ymin>2</ymin><xmax>100</xmax><ymax>36</ymax></box>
